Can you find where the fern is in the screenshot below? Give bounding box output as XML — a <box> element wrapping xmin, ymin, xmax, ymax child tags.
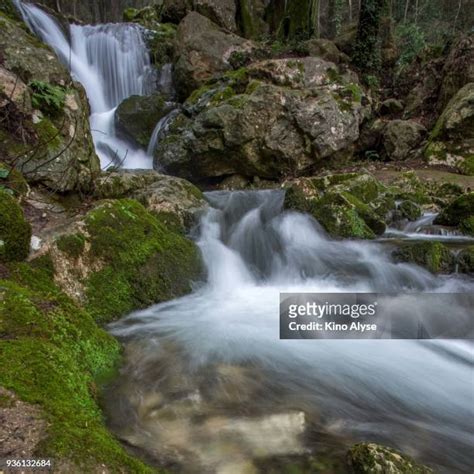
<box><xmin>29</xmin><ymin>80</ymin><xmax>66</xmax><ymax>117</ymax></box>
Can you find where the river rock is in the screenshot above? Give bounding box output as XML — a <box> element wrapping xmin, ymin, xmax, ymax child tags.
<box><xmin>284</xmin><ymin>173</ymin><xmax>390</xmax><ymax>239</ymax></box>
<box><xmin>382</xmin><ymin>119</ymin><xmax>426</xmax><ymax>160</ymax></box>
<box><xmin>157</xmin><ymin>58</ymin><xmax>367</xmax><ymax>182</ymax></box>
<box><xmin>35</xmin><ymin>198</ymin><xmax>202</xmax><ymax>322</ymax></box>
<box><xmin>0</xmin><ymin>189</ymin><xmax>32</xmax><ymax>263</ymax></box>
<box><xmin>425</xmin><ymin>83</ymin><xmax>474</xmax><ymax>175</ymax></box>
<box><xmin>392</xmin><ymin>241</ymin><xmax>455</xmax><ymax>274</ymax></box>
<box><xmin>173</xmin><ymin>12</ymin><xmax>255</xmax><ymax>100</ymax></box>
<box><xmin>347</xmin><ymin>443</ymin><xmax>433</xmax><ymax>473</ymax></box>
<box><xmin>0</xmin><ymin>14</ymin><xmax>99</xmax><ymax>192</ymax></box>
<box><xmin>434</xmin><ymin>192</ymin><xmax>474</xmax><ymax>235</ymax></box>
<box><xmin>115</xmin><ymin>93</ymin><xmax>174</xmax><ymax>147</ymax></box>
<box><xmin>379</xmin><ymin>98</ymin><xmax>404</xmax><ymax>116</ymax></box>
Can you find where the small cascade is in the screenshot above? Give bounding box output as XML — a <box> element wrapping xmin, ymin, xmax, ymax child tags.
<box><xmin>147</xmin><ymin>107</ymin><xmax>180</xmax><ymax>157</ymax></box>
<box><xmin>14</xmin><ymin>1</ymin><xmax>157</xmax><ymax>169</ymax></box>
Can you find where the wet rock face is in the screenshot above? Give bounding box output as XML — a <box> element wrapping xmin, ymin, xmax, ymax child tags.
<box><xmin>425</xmin><ymin>83</ymin><xmax>474</xmax><ymax>176</ymax></box>
<box><xmin>0</xmin><ymin>14</ymin><xmax>99</xmax><ymax>192</ymax></box>
<box><xmin>157</xmin><ymin>58</ymin><xmax>367</xmax><ymax>183</ymax></box>
<box><xmin>347</xmin><ymin>443</ymin><xmax>433</xmax><ymax>473</ymax></box>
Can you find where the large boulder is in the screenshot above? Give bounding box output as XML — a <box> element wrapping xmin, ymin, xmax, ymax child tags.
<box><xmin>36</xmin><ymin>198</ymin><xmax>203</xmax><ymax>323</ymax></box>
<box><xmin>302</xmin><ymin>38</ymin><xmax>349</xmax><ymax>64</ymax></box>
<box><xmin>382</xmin><ymin>119</ymin><xmax>426</xmax><ymax>161</ymax></box>
<box><xmin>115</xmin><ymin>93</ymin><xmax>174</xmax><ymax>147</ymax></box>
<box><xmin>194</xmin><ymin>0</ymin><xmax>237</xmax><ymax>32</ymax></box>
<box><xmin>157</xmin><ymin>59</ymin><xmax>367</xmax><ymax>182</ymax></box>
<box><xmin>0</xmin><ymin>14</ymin><xmax>99</xmax><ymax>192</ymax></box>
<box><xmin>173</xmin><ymin>12</ymin><xmax>254</xmax><ymax>100</ymax></box>
<box><xmin>94</xmin><ymin>169</ymin><xmax>207</xmax><ymax>229</ymax></box>
<box><xmin>425</xmin><ymin>83</ymin><xmax>474</xmax><ymax>175</ymax></box>
<box><xmin>0</xmin><ymin>190</ymin><xmax>32</xmax><ymax>263</ymax></box>
<box><xmin>347</xmin><ymin>443</ymin><xmax>433</xmax><ymax>473</ymax></box>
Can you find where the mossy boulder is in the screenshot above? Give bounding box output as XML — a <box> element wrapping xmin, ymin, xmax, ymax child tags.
<box><xmin>284</xmin><ymin>173</ymin><xmax>390</xmax><ymax>239</ymax></box>
<box><xmin>303</xmin><ymin>38</ymin><xmax>349</xmax><ymax>64</ymax></box>
<box><xmin>425</xmin><ymin>83</ymin><xmax>474</xmax><ymax>175</ymax></box>
<box><xmin>0</xmin><ymin>261</ymin><xmax>152</xmax><ymax>472</ymax></box>
<box><xmin>434</xmin><ymin>192</ymin><xmax>474</xmax><ymax>227</ymax></box>
<box><xmin>458</xmin><ymin>246</ymin><xmax>474</xmax><ymax>274</ymax></box>
<box><xmin>382</xmin><ymin>119</ymin><xmax>426</xmax><ymax>161</ymax></box>
<box><xmin>194</xmin><ymin>0</ymin><xmax>237</xmax><ymax>32</ymax></box>
<box><xmin>347</xmin><ymin>443</ymin><xmax>433</xmax><ymax>473</ymax></box>
<box><xmin>0</xmin><ymin>163</ymin><xmax>29</xmax><ymax>196</ymax></box>
<box><xmin>95</xmin><ymin>170</ymin><xmax>207</xmax><ymax>230</ymax></box>
<box><xmin>0</xmin><ymin>190</ymin><xmax>31</xmax><ymax>263</ymax></box>
<box><xmin>42</xmin><ymin>199</ymin><xmax>202</xmax><ymax>323</ymax></box>
<box><xmin>115</xmin><ymin>93</ymin><xmax>173</xmax><ymax>147</ymax></box>
<box><xmin>392</xmin><ymin>241</ymin><xmax>455</xmax><ymax>274</ymax></box>
<box><xmin>398</xmin><ymin>200</ymin><xmax>422</xmax><ymax>221</ymax></box>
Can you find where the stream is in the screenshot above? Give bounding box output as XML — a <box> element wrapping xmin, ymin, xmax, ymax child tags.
<box><xmin>107</xmin><ymin>191</ymin><xmax>474</xmax><ymax>473</ymax></box>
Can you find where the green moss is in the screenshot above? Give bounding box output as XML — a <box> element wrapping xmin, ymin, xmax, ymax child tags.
<box><xmin>393</xmin><ymin>242</ymin><xmax>455</xmax><ymax>273</ymax></box>
<box><xmin>434</xmin><ymin>193</ymin><xmax>474</xmax><ymax>226</ymax></box>
<box><xmin>56</xmin><ymin>233</ymin><xmax>86</xmax><ymax>259</ymax></box>
<box><xmin>187</xmin><ymin>84</ymin><xmax>215</xmax><ymax>105</ymax></box>
<box><xmin>33</xmin><ymin>118</ymin><xmax>62</xmax><ymax>150</ymax></box>
<box><xmin>0</xmin><ymin>264</ymin><xmax>152</xmax><ymax>472</ymax></box>
<box><xmin>399</xmin><ymin>200</ymin><xmax>422</xmax><ymax>221</ymax></box>
<box><xmin>457</xmin><ymin>246</ymin><xmax>474</xmax><ymax>273</ymax></box>
<box><xmin>83</xmin><ymin>199</ymin><xmax>202</xmax><ymax>323</ymax></box>
<box><xmin>0</xmin><ymin>189</ymin><xmax>31</xmax><ymax>263</ymax></box>
<box><xmin>0</xmin><ymin>163</ymin><xmax>29</xmax><ymax>196</ymax></box>
<box><xmin>460</xmin><ymin>216</ymin><xmax>474</xmax><ymax>236</ymax></box>
<box><xmin>348</xmin><ymin>443</ymin><xmax>433</xmax><ymax>473</ymax></box>
<box><xmin>459</xmin><ymin>155</ymin><xmax>474</xmax><ymax>176</ymax></box>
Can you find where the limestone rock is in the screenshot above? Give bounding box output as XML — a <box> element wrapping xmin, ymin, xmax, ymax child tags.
<box><xmin>382</xmin><ymin>119</ymin><xmax>426</xmax><ymax>160</ymax></box>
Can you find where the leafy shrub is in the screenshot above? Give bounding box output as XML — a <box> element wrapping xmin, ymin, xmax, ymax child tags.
<box><xmin>396</xmin><ymin>23</ymin><xmax>426</xmax><ymax>66</ymax></box>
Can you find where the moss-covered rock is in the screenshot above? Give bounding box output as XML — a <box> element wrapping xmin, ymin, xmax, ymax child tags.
<box><xmin>0</xmin><ymin>263</ymin><xmax>152</xmax><ymax>472</ymax></box>
<box><xmin>425</xmin><ymin>83</ymin><xmax>474</xmax><ymax>175</ymax></box>
<box><xmin>284</xmin><ymin>173</ymin><xmax>390</xmax><ymax>239</ymax></box>
<box><xmin>43</xmin><ymin>199</ymin><xmax>202</xmax><ymax>323</ymax></box>
<box><xmin>347</xmin><ymin>443</ymin><xmax>433</xmax><ymax>473</ymax></box>
<box><xmin>115</xmin><ymin>93</ymin><xmax>173</xmax><ymax>147</ymax></box>
<box><xmin>94</xmin><ymin>170</ymin><xmax>207</xmax><ymax>230</ymax></box>
<box><xmin>398</xmin><ymin>200</ymin><xmax>422</xmax><ymax>221</ymax></box>
<box><xmin>434</xmin><ymin>192</ymin><xmax>474</xmax><ymax>226</ymax></box>
<box><xmin>0</xmin><ymin>189</ymin><xmax>31</xmax><ymax>263</ymax></box>
<box><xmin>457</xmin><ymin>246</ymin><xmax>474</xmax><ymax>274</ymax></box>
<box><xmin>0</xmin><ymin>162</ymin><xmax>29</xmax><ymax>196</ymax></box>
<box><xmin>0</xmin><ymin>15</ymin><xmax>99</xmax><ymax>192</ymax></box>
<box><xmin>392</xmin><ymin>241</ymin><xmax>455</xmax><ymax>273</ymax></box>
<box><xmin>382</xmin><ymin>119</ymin><xmax>426</xmax><ymax>161</ymax></box>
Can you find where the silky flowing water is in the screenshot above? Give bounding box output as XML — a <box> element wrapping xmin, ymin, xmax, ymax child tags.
<box><xmin>14</xmin><ymin>0</ymin><xmax>156</xmax><ymax>169</ymax></box>
<box><xmin>107</xmin><ymin>191</ymin><xmax>474</xmax><ymax>473</ymax></box>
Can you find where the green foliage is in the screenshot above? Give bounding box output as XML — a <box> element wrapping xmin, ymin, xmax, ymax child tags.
<box><xmin>56</xmin><ymin>233</ymin><xmax>86</xmax><ymax>259</ymax></box>
<box><xmin>0</xmin><ymin>189</ymin><xmax>31</xmax><ymax>263</ymax></box>
<box><xmin>396</xmin><ymin>23</ymin><xmax>427</xmax><ymax>66</ymax></box>
<box><xmin>29</xmin><ymin>81</ymin><xmax>66</xmax><ymax>117</ymax></box>
<box><xmin>0</xmin><ymin>264</ymin><xmax>153</xmax><ymax>472</ymax></box>
<box><xmin>393</xmin><ymin>241</ymin><xmax>455</xmax><ymax>273</ymax></box>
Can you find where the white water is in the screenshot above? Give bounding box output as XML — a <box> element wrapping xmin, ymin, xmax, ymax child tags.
<box><xmin>147</xmin><ymin>107</ymin><xmax>180</xmax><ymax>157</ymax></box>
<box><xmin>14</xmin><ymin>1</ymin><xmax>155</xmax><ymax>169</ymax></box>
<box><xmin>111</xmin><ymin>191</ymin><xmax>474</xmax><ymax>473</ymax></box>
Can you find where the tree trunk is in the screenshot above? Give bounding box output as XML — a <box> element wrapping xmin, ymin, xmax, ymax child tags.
<box><xmin>352</xmin><ymin>0</ymin><xmax>385</xmax><ymax>71</ymax></box>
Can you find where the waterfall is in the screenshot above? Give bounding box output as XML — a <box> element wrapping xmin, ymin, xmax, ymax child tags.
<box><xmin>109</xmin><ymin>190</ymin><xmax>474</xmax><ymax>473</ymax></box>
<box><xmin>14</xmin><ymin>1</ymin><xmax>155</xmax><ymax>169</ymax></box>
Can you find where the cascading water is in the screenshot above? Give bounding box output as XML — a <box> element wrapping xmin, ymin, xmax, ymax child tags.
<box><xmin>14</xmin><ymin>1</ymin><xmax>155</xmax><ymax>169</ymax></box>
<box><xmin>108</xmin><ymin>190</ymin><xmax>474</xmax><ymax>473</ymax></box>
